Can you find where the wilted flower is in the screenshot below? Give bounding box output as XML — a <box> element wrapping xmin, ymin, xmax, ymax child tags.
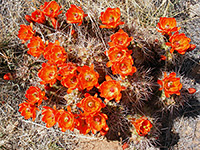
<box><xmin>157</xmin><ymin>72</ymin><xmax>182</xmax><ymax>98</ymax></box>
<box><xmin>166</xmin><ymin>32</ymin><xmax>191</xmax><ymax>55</ymax></box>
<box><xmin>18</xmin><ymin>102</ymin><xmax>39</xmax><ymax>121</ymax></box>
<box><xmin>99</xmin><ymin>75</ymin><xmax>125</xmax><ymax>103</ymax></box>
<box><xmin>42</xmin><ymin>105</ymin><xmax>57</xmax><ymax>128</ymax></box>
<box><xmin>108</xmin><ymin>29</ymin><xmax>133</xmax><ymax>47</ymax></box>
<box><xmin>25</xmin><ymin>86</ymin><xmax>47</xmax><ymax>106</ymax></box>
<box><xmin>27</xmin><ymin>36</ymin><xmax>45</xmax><ymax>58</ymax></box>
<box><xmin>40</xmin><ymin>1</ymin><xmax>62</xmax><ymax>18</ymax></box>
<box><xmin>111</xmin><ymin>56</ymin><xmax>137</xmax><ymax>80</ymax></box>
<box><xmin>157</xmin><ymin>17</ymin><xmax>180</xmax><ymax>36</ymax></box>
<box><xmin>38</xmin><ymin>63</ymin><xmax>58</xmax><ymax>87</ymax></box>
<box><xmin>77</xmin><ymin>93</ymin><xmax>106</xmax><ymax>117</ymax></box>
<box><xmin>77</xmin><ymin>64</ymin><xmax>99</xmax><ymax>91</ymax></box>
<box><xmin>65</xmin><ymin>4</ymin><xmax>87</xmax><ymax>26</ymax></box>
<box><xmin>86</xmin><ymin>112</ymin><xmax>109</xmax><ymax>135</ymax></box>
<box><xmin>131</xmin><ymin>116</ymin><xmax>152</xmax><ymax>136</ymax></box>
<box><xmin>18</xmin><ymin>24</ymin><xmax>35</xmax><ymax>43</ymax></box>
<box><xmin>99</xmin><ymin>7</ymin><xmax>124</xmax><ymax>28</ymax></box>
<box><xmin>43</xmin><ymin>40</ymin><xmax>67</xmax><ymax>64</ymax></box>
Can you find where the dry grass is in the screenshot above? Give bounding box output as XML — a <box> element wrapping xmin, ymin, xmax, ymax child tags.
<box><xmin>0</xmin><ymin>0</ymin><xmax>199</xmax><ymax>149</ymax></box>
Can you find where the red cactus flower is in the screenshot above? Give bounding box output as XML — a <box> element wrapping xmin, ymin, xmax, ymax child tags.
<box><xmin>166</xmin><ymin>32</ymin><xmax>191</xmax><ymax>55</ymax></box>
<box><xmin>108</xmin><ymin>29</ymin><xmax>133</xmax><ymax>47</ymax></box>
<box><xmin>131</xmin><ymin>116</ymin><xmax>152</xmax><ymax>136</ymax></box>
<box><xmin>99</xmin><ymin>7</ymin><xmax>125</xmax><ymax>28</ymax></box>
<box><xmin>18</xmin><ymin>102</ymin><xmax>39</xmax><ymax>121</ymax></box>
<box><xmin>75</xmin><ymin>114</ymin><xmax>91</xmax><ymax>135</ymax></box>
<box><xmin>77</xmin><ymin>93</ymin><xmax>106</xmax><ymax>117</ymax></box>
<box><xmin>27</xmin><ymin>36</ymin><xmax>45</xmax><ymax>58</ymax></box>
<box><xmin>86</xmin><ymin>112</ymin><xmax>109</xmax><ymax>135</ymax></box>
<box><xmin>111</xmin><ymin>56</ymin><xmax>137</xmax><ymax>80</ymax></box>
<box><xmin>105</xmin><ymin>46</ymin><xmax>132</xmax><ymax>67</ymax></box>
<box><xmin>58</xmin><ymin>62</ymin><xmax>77</xmax><ymax>78</ymax></box>
<box><xmin>31</xmin><ymin>9</ymin><xmax>46</xmax><ymax>24</ymax></box>
<box><xmin>61</xmin><ymin>73</ymin><xmax>79</xmax><ymax>94</ymax></box>
<box><xmin>38</xmin><ymin>63</ymin><xmax>58</xmax><ymax>87</ymax></box>
<box><xmin>188</xmin><ymin>88</ymin><xmax>196</xmax><ymax>94</ymax></box>
<box><xmin>56</xmin><ymin>106</ymin><xmax>77</xmax><ymax>132</ymax></box>
<box><xmin>99</xmin><ymin>75</ymin><xmax>125</xmax><ymax>103</ymax></box>
<box><xmin>66</xmin><ymin>4</ymin><xmax>87</xmax><ymax>26</ymax></box>
<box><xmin>43</xmin><ymin>40</ymin><xmax>67</xmax><ymax>64</ymax></box>
<box><xmin>157</xmin><ymin>17</ymin><xmax>180</xmax><ymax>36</ymax></box>
<box><xmin>18</xmin><ymin>23</ymin><xmax>35</xmax><ymax>43</ymax></box>
<box><xmin>157</xmin><ymin>72</ymin><xmax>182</xmax><ymax>98</ymax></box>
<box><xmin>77</xmin><ymin>64</ymin><xmax>99</xmax><ymax>91</ymax></box>
<box><xmin>40</xmin><ymin>1</ymin><xmax>62</xmax><ymax>18</ymax></box>
<box><xmin>3</xmin><ymin>73</ymin><xmax>13</xmax><ymax>80</ymax></box>
<box><xmin>42</xmin><ymin>105</ymin><xmax>57</xmax><ymax>128</ymax></box>
<box><xmin>25</xmin><ymin>86</ymin><xmax>47</xmax><ymax>106</ymax></box>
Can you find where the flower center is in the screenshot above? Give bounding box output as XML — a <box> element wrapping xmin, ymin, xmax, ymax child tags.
<box><xmin>174</xmin><ymin>41</ymin><xmax>180</xmax><ymax>47</ymax></box>
<box><xmin>109</xmin><ymin>15</ymin><xmax>114</xmax><ymax>22</ymax></box>
<box><xmin>85</xmin><ymin>74</ymin><xmax>92</xmax><ymax>81</ymax></box>
<box><xmin>64</xmin><ymin>116</ymin><xmax>69</xmax><ymax>122</ymax></box>
<box><xmin>70</xmin><ymin>76</ymin><xmax>77</xmax><ymax>84</ymax></box>
<box><xmin>120</xmin><ymin>63</ymin><xmax>127</xmax><ymax>71</ymax></box>
<box><xmin>25</xmin><ymin>108</ymin><xmax>30</xmax><ymax>113</ymax></box>
<box><xmin>165</xmin><ymin>24</ymin><xmax>170</xmax><ymax>29</ymax></box>
<box><xmin>48</xmin><ymin>72</ymin><xmax>55</xmax><ymax>79</ymax></box>
<box><xmin>73</xmin><ymin>12</ymin><xmax>79</xmax><ymax>18</ymax></box>
<box><xmin>110</xmin><ymin>87</ymin><xmax>115</xmax><ymax>92</ymax></box>
<box><xmin>168</xmin><ymin>81</ymin><xmax>173</xmax><ymax>87</ymax></box>
<box><xmin>87</xmin><ymin>101</ymin><xmax>95</xmax><ymax>108</ymax></box>
<box><xmin>94</xmin><ymin>116</ymin><xmax>101</xmax><ymax>122</ymax></box>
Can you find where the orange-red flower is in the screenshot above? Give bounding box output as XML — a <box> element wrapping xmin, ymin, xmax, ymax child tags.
<box><xmin>77</xmin><ymin>93</ymin><xmax>106</xmax><ymax>117</ymax></box>
<box><xmin>157</xmin><ymin>17</ymin><xmax>180</xmax><ymax>36</ymax></box>
<box><xmin>86</xmin><ymin>112</ymin><xmax>109</xmax><ymax>135</ymax></box>
<box><xmin>75</xmin><ymin>114</ymin><xmax>91</xmax><ymax>135</ymax></box>
<box><xmin>18</xmin><ymin>102</ymin><xmax>39</xmax><ymax>121</ymax></box>
<box><xmin>131</xmin><ymin>116</ymin><xmax>152</xmax><ymax>136</ymax></box>
<box><xmin>43</xmin><ymin>40</ymin><xmax>67</xmax><ymax>64</ymax></box>
<box><xmin>38</xmin><ymin>63</ymin><xmax>58</xmax><ymax>87</ymax></box>
<box><xmin>166</xmin><ymin>32</ymin><xmax>192</xmax><ymax>55</ymax></box>
<box><xmin>65</xmin><ymin>4</ymin><xmax>87</xmax><ymax>26</ymax></box>
<box><xmin>99</xmin><ymin>7</ymin><xmax>125</xmax><ymax>28</ymax></box>
<box><xmin>56</xmin><ymin>106</ymin><xmax>77</xmax><ymax>132</ymax></box>
<box><xmin>27</xmin><ymin>36</ymin><xmax>45</xmax><ymax>58</ymax></box>
<box><xmin>108</xmin><ymin>29</ymin><xmax>133</xmax><ymax>47</ymax></box>
<box><xmin>157</xmin><ymin>72</ymin><xmax>182</xmax><ymax>98</ymax></box>
<box><xmin>42</xmin><ymin>106</ymin><xmax>57</xmax><ymax>128</ymax></box>
<box><xmin>99</xmin><ymin>75</ymin><xmax>125</xmax><ymax>103</ymax></box>
<box><xmin>58</xmin><ymin>62</ymin><xmax>77</xmax><ymax>78</ymax></box>
<box><xmin>160</xmin><ymin>55</ymin><xmax>167</xmax><ymax>61</ymax></box>
<box><xmin>40</xmin><ymin>1</ymin><xmax>62</xmax><ymax>18</ymax></box>
<box><xmin>31</xmin><ymin>10</ymin><xmax>46</xmax><ymax>24</ymax></box>
<box><xmin>3</xmin><ymin>73</ymin><xmax>13</xmax><ymax>80</ymax></box>
<box><xmin>105</xmin><ymin>46</ymin><xmax>132</xmax><ymax>67</ymax></box>
<box><xmin>25</xmin><ymin>86</ymin><xmax>47</xmax><ymax>106</ymax></box>
<box><xmin>61</xmin><ymin>73</ymin><xmax>79</xmax><ymax>94</ymax></box>
<box><xmin>111</xmin><ymin>56</ymin><xmax>137</xmax><ymax>80</ymax></box>
<box><xmin>18</xmin><ymin>24</ymin><xmax>35</xmax><ymax>43</ymax></box>
<box><xmin>77</xmin><ymin>64</ymin><xmax>99</xmax><ymax>91</ymax></box>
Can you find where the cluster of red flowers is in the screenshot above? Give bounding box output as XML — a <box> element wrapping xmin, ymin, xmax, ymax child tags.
<box><xmin>9</xmin><ymin>1</ymin><xmax>198</xmax><ymax>140</ymax></box>
<box><xmin>156</xmin><ymin>17</ymin><xmax>196</xmax><ymax>97</ymax></box>
<box><xmin>19</xmin><ymin>86</ymin><xmax>47</xmax><ymax>121</ymax></box>
<box><xmin>105</xmin><ymin>29</ymin><xmax>137</xmax><ymax>80</ymax></box>
<box><xmin>157</xmin><ymin>17</ymin><xmax>196</xmax><ymax>55</ymax></box>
